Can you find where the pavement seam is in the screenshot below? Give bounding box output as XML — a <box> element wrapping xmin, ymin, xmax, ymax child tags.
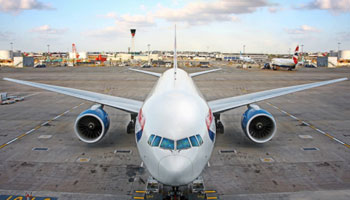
<box><xmin>0</xmin><ymin>102</ymin><xmax>85</xmax><ymax>150</ymax></box>
<box><xmin>266</xmin><ymin>102</ymin><xmax>350</xmax><ymax>149</ymax></box>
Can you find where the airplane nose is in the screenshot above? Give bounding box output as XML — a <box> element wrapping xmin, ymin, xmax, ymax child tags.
<box><xmin>158</xmin><ymin>155</ymin><xmax>193</xmax><ymax>186</ymax></box>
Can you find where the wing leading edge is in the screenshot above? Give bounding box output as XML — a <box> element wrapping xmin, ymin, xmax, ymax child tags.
<box><xmin>209</xmin><ymin>77</ymin><xmax>348</xmax><ymax>114</ymax></box>
<box><xmin>3</xmin><ymin>78</ymin><xmax>142</xmax><ymax>113</ymax></box>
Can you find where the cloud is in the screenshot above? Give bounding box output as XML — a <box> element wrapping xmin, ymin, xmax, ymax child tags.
<box><xmin>0</xmin><ymin>0</ymin><xmax>54</xmax><ymax>13</ymax></box>
<box><xmin>31</xmin><ymin>25</ymin><xmax>67</xmax><ymax>35</ymax></box>
<box><xmin>285</xmin><ymin>25</ymin><xmax>320</xmax><ymax>34</ymax></box>
<box><xmin>87</xmin><ymin>13</ymin><xmax>155</xmax><ymax>37</ymax></box>
<box><xmin>300</xmin><ymin>0</ymin><xmax>350</xmax><ymax>13</ymax></box>
<box><xmin>0</xmin><ymin>31</ymin><xmax>14</xmax><ymax>40</ymax></box>
<box><xmin>155</xmin><ymin>0</ymin><xmax>271</xmax><ymax>25</ymax></box>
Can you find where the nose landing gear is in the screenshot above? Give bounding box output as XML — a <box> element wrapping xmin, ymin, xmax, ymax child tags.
<box><xmin>132</xmin><ymin>176</ymin><xmax>219</xmax><ymax>200</ymax></box>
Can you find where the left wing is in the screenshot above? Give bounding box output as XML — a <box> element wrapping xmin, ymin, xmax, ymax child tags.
<box><xmin>3</xmin><ymin>78</ymin><xmax>142</xmax><ymax>113</ymax></box>
<box><xmin>209</xmin><ymin>77</ymin><xmax>347</xmax><ymax>113</ymax></box>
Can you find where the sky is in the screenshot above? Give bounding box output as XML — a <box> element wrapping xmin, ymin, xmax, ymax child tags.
<box><xmin>0</xmin><ymin>0</ymin><xmax>349</xmax><ymax>54</ymax></box>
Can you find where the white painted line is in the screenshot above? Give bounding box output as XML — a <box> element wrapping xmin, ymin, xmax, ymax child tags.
<box><xmin>63</xmin><ymin>110</ymin><xmax>70</xmax><ymax>114</ymax></box>
<box><xmin>53</xmin><ymin>115</ymin><xmax>61</xmax><ymax>120</ymax></box>
<box><xmin>72</xmin><ymin>106</ymin><xmax>78</xmax><ymax>109</ymax></box>
<box><xmin>207</xmin><ymin>162</ymin><xmax>211</xmax><ymax>167</ymax></box>
<box><xmin>332</xmin><ymin>138</ymin><xmax>345</xmax><ymax>145</ymax></box>
<box><xmin>290</xmin><ymin>115</ymin><xmax>298</xmax><ymax>120</ymax></box>
<box><xmin>41</xmin><ymin>121</ymin><xmax>49</xmax><ymax>126</ymax></box>
<box><xmin>302</xmin><ymin>121</ymin><xmax>310</xmax><ymax>126</ymax></box>
<box><xmin>281</xmin><ymin>110</ymin><xmax>287</xmax><ymax>114</ymax></box>
<box><xmin>6</xmin><ymin>138</ymin><xmax>17</xmax><ymax>144</ymax></box>
<box><xmin>140</xmin><ymin>162</ymin><xmax>144</xmax><ymax>168</ymax></box>
<box><xmin>316</xmin><ymin>129</ymin><xmax>326</xmax><ymax>135</ymax></box>
<box><xmin>26</xmin><ymin>129</ymin><xmax>35</xmax><ymax>135</ymax></box>
<box><xmin>22</xmin><ymin>92</ymin><xmax>40</xmax><ymax>98</ymax></box>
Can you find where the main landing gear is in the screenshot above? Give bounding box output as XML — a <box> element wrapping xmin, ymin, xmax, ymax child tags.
<box><xmin>132</xmin><ymin>176</ymin><xmax>219</xmax><ymax>200</ymax></box>
<box><xmin>127</xmin><ymin>114</ymin><xmax>137</xmax><ymax>134</ymax></box>
<box><xmin>214</xmin><ymin>114</ymin><xmax>224</xmax><ymax>134</ymax></box>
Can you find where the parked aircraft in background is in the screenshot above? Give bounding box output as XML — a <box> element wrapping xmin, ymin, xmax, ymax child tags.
<box><xmin>3</xmin><ymin>29</ymin><xmax>348</xmax><ymax>198</ymax></box>
<box><xmin>269</xmin><ymin>46</ymin><xmax>300</xmax><ymax>70</ymax></box>
<box><xmin>239</xmin><ymin>52</ymin><xmax>255</xmax><ymax>63</ymax></box>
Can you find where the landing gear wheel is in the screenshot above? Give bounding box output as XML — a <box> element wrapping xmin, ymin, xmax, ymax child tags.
<box><xmin>216</xmin><ymin>121</ymin><xmax>224</xmax><ymax>134</ymax></box>
<box><xmin>127</xmin><ymin>121</ymin><xmax>135</xmax><ymax>134</ymax></box>
<box><xmin>214</xmin><ymin>114</ymin><xmax>224</xmax><ymax>134</ymax></box>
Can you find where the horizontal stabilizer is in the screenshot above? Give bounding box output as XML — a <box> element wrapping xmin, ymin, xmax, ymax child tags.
<box><xmin>190</xmin><ymin>68</ymin><xmax>222</xmax><ymax>77</ymax></box>
<box><xmin>128</xmin><ymin>68</ymin><xmax>161</xmax><ymax>77</ymax></box>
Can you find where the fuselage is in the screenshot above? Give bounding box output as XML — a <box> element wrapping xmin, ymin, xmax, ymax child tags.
<box><xmin>135</xmin><ymin>68</ymin><xmax>216</xmax><ymax>186</ymax></box>
<box><xmin>271</xmin><ymin>58</ymin><xmax>297</xmax><ymax>68</ymax></box>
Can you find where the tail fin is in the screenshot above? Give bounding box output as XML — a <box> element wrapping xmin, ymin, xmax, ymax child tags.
<box><xmin>174</xmin><ymin>25</ymin><xmax>177</xmax><ymax>79</ymax></box>
<box><xmin>293</xmin><ymin>45</ymin><xmax>299</xmax><ymax>64</ymax></box>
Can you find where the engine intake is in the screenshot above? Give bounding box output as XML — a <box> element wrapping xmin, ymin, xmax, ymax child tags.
<box><xmin>74</xmin><ymin>104</ymin><xmax>110</xmax><ymax>143</ymax></box>
<box><xmin>241</xmin><ymin>104</ymin><xmax>276</xmax><ymax>143</ymax></box>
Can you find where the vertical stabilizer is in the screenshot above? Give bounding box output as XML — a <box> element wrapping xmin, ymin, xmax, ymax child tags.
<box><xmin>174</xmin><ymin>25</ymin><xmax>177</xmax><ymax>80</ymax></box>
<box><xmin>293</xmin><ymin>45</ymin><xmax>299</xmax><ymax>64</ymax></box>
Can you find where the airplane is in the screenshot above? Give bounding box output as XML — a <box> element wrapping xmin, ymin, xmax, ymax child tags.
<box><xmin>239</xmin><ymin>51</ymin><xmax>255</xmax><ymax>63</ymax></box>
<box><xmin>3</xmin><ymin>28</ymin><xmax>348</xmax><ymax>196</ymax></box>
<box><xmin>270</xmin><ymin>45</ymin><xmax>300</xmax><ymax>70</ymax></box>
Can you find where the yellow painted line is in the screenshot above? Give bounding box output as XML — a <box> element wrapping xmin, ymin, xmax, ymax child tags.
<box><xmin>0</xmin><ymin>103</ymin><xmax>84</xmax><ymax>150</ymax></box>
<box><xmin>205</xmin><ymin>191</ymin><xmax>217</xmax><ymax>194</ymax></box>
<box><xmin>267</xmin><ymin>102</ymin><xmax>350</xmax><ymax>150</ymax></box>
<box><xmin>207</xmin><ymin>197</ymin><xmax>218</xmax><ymax>200</ymax></box>
<box><xmin>17</xmin><ymin>134</ymin><xmax>27</xmax><ymax>139</ymax></box>
<box><xmin>135</xmin><ymin>191</ymin><xmax>146</xmax><ymax>193</ymax></box>
<box><xmin>133</xmin><ymin>197</ymin><xmax>144</xmax><ymax>199</ymax></box>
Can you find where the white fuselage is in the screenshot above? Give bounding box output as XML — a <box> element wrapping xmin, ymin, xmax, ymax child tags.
<box><xmin>271</xmin><ymin>58</ymin><xmax>296</xmax><ymax>68</ymax></box>
<box><xmin>135</xmin><ymin>68</ymin><xmax>215</xmax><ymax>186</ymax></box>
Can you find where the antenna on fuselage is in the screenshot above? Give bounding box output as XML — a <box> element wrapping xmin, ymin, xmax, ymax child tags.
<box><xmin>174</xmin><ymin>24</ymin><xmax>177</xmax><ymax>80</ymax></box>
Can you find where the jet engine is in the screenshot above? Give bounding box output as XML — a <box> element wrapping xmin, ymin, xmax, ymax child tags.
<box><xmin>241</xmin><ymin>104</ymin><xmax>276</xmax><ymax>143</ymax></box>
<box><xmin>74</xmin><ymin>104</ymin><xmax>110</xmax><ymax>143</ymax></box>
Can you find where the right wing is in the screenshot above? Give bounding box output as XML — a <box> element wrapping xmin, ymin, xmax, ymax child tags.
<box><xmin>128</xmin><ymin>68</ymin><xmax>161</xmax><ymax>77</ymax></box>
<box><xmin>3</xmin><ymin>78</ymin><xmax>143</xmax><ymax>113</ymax></box>
<box><xmin>209</xmin><ymin>77</ymin><xmax>348</xmax><ymax>114</ymax></box>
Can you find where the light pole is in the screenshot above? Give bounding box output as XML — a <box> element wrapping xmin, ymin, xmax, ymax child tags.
<box><xmin>288</xmin><ymin>48</ymin><xmax>291</xmax><ymax>55</ymax></box>
<box><xmin>301</xmin><ymin>44</ymin><xmax>304</xmax><ymax>54</ymax></box>
<box><xmin>243</xmin><ymin>45</ymin><xmax>246</xmax><ymax>54</ymax></box>
<box><xmin>47</xmin><ymin>44</ymin><xmax>50</xmax><ymax>54</ymax></box>
<box><xmin>338</xmin><ymin>42</ymin><xmax>341</xmax><ymax>52</ymax></box>
<box><xmin>10</xmin><ymin>42</ymin><xmax>13</xmax><ymax>52</ymax></box>
<box><xmin>147</xmin><ymin>44</ymin><xmax>151</xmax><ymax>66</ymax></box>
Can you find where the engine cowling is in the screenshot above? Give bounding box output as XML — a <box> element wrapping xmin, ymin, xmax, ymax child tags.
<box><xmin>241</xmin><ymin>104</ymin><xmax>276</xmax><ymax>143</ymax></box>
<box><xmin>74</xmin><ymin>104</ymin><xmax>110</xmax><ymax>143</ymax></box>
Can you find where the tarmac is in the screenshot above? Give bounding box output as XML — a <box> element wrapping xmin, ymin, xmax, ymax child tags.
<box><xmin>0</xmin><ymin>66</ymin><xmax>349</xmax><ymax>200</ymax></box>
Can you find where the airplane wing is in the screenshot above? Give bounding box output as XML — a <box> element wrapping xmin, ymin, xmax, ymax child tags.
<box><xmin>3</xmin><ymin>78</ymin><xmax>143</xmax><ymax>113</ymax></box>
<box><xmin>128</xmin><ymin>68</ymin><xmax>161</xmax><ymax>77</ymax></box>
<box><xmin>190</xmin><ymin>68</ymin><xmax>222</xmax><ymax>77</ymax></box>
<box><xmin>208</xmin><ymin>77</ymin><xmax>348</xmax><ymax>113</ymax></box>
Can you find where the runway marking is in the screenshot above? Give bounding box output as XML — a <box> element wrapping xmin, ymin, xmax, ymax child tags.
<box><xmin>22</xmin><ymin>92</ymin><xmax>41</xmax><ymax>98</ymax></box>
<box><xmin>0</xmin><ymin>102</ymin><xmax>85</xmax><ymax>150</ymax></box>
<box><xmin>266</xmin><ymin>102</ymin><xmax>350</xmax><ymax>150</ymax></box>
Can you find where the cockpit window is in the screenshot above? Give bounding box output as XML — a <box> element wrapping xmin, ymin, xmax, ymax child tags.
<box><xmin>176</xmin><ymin>138</ymin><xmax>191</xmax><ymax>150</ymax></box>
<box><xmin>152</xmin><ymin>136</ymin><xmax>162</xmax><ymax>147</ymax></box>
<box><xmin>148</xmin><ymin>134</ymin><xmax>155</xmax><ymax>145</ymax></box>
<box><xmin>160</xmin><ymin>138</ymin><xmax>174</xmax><ymax>150</ymax></box>
<box><xmin>189</xmin><ymin>136</ymin><xmax>199</xmax><ymax>147</ymax></box>
<box><xmin>196</xmin><ymin>134</ymin><xmax>203</xmax><ymax>145</ymax></box>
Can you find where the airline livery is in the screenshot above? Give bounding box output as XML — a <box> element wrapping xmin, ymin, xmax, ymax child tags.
<box><xmin>270</xmin><ymin>45</ymin><xmax>300</xmax><ymax>70</ymax></box>
<box><xmin>3</xmin><ymin>30</ymin><xmax>348</xmax><ymax>189</ymax></box>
